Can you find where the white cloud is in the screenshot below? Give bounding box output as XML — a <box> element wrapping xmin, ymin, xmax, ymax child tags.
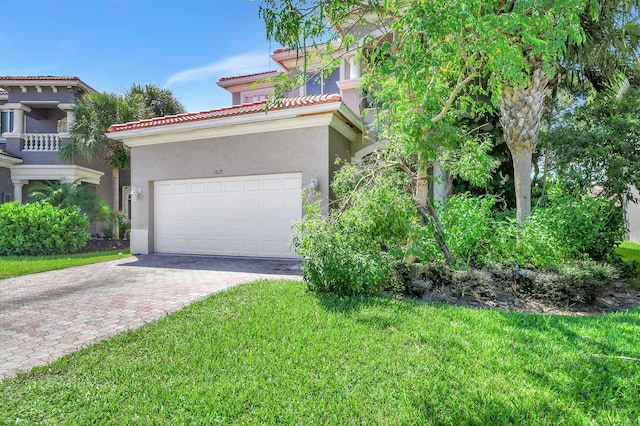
<box><xmin>165</xmin><ymin>51</ymin><xmax>273</xmax><ymax>87</ymax></box>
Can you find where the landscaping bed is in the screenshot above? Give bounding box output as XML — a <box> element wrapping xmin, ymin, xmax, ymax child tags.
<box><xmin>78</xmin><ymin>238</ymin><xmax>130</xmax><ymax>253</ymax></box>
<box><xmin>403</xmin><ymin>264</ymin><xmax>640</xmax><ymax>315</ymax></box>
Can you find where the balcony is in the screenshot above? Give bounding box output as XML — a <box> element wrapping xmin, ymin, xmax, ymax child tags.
<box><xmin>22</xmin><ymin>133</ymin><xmax>62</xmax><ymax>152</ymax></box>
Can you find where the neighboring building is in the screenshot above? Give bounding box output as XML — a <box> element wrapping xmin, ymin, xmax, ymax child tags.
<box><xmin>0</xmin><ymin>76</ymin><xmax>129</xmax><ymax>233</ymax></box>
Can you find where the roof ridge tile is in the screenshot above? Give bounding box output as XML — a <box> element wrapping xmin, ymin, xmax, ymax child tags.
<box><xmin>108</xmin><ymin>94</ymin><xmax>344</xmax><ymax>133</ymax></box>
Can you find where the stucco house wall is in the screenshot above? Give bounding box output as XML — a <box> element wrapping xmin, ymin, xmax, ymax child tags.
<box><xmin>627</xmin><ymin>188</ymin><xmax>640</xmax><ymax>242</ymax></box>
<box><xmin>128</xmin><ymin>125</ymin><xmax>342</xmax><ymax>254</ymax></box>
<box><xmin>0</xmin><ymin>167</ymin><xmax>12</xmax><ymax>199</ymax></box>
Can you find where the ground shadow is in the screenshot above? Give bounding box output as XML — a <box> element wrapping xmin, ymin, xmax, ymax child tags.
<box><xmin>117</xmin><ymin>254</ymin><xmax>302</xmax><ymax>277</ymax></box>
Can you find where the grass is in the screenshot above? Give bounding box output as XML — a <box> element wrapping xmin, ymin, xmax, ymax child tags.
<box><xmin>0</xmin><ymin>250</ymin><xmax>131</xmax><ymax>279</ymax></box>
<box><xmin>1</xmin><ymin>279</ymin><xmax>639</xmax><ymax>425</ymax></box>
<box><xmin>616</xmin><ymin>240</ymin><xmax>640</xmax><ymax>264</ymax></box>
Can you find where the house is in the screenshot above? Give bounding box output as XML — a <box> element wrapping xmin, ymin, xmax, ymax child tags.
<box><xmin>106</xmin><ymin>48</ymin><xmax>366</xmax><ymax>258</ymax></box>
<box><xmin>108</xmin><ymin>42</ymin><xmax>640</xmax><ymax>258</ymax></box>
<box><xmin>0</xmin><ymin>76</ymin><xmax>129</xmax><ymax>233</ymax></box>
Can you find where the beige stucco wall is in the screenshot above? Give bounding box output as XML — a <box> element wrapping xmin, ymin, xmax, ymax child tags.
<box><xmin>128</xmin><ymin>124</ymin><xmax>353</xmax><ymax>254</ymax></box>
<box><xmin>627</xmin><ymin>187</ymin><xmax>640</xmax><ymax>242</ymax></box>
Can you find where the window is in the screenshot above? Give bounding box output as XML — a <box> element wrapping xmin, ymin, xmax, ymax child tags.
<box><xmin>243</xmin><ymin>94</ymin><xmax>267</xmax><ymax>104</ymax></box>
<box><xmin>0</xmin><ymin>111</ymin><xmax>13</xmax><ymax>133</ymax></box>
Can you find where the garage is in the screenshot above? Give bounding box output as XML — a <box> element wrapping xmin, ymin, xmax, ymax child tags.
<box><xmin>106</xmin><ymin>94</ymin><xmax>362</xmax><ymax>256</ymax></box>
<box><xmin>154</xmin><ymin>173</ymin><xmax>302</xmax><ymax>258</ymax></box>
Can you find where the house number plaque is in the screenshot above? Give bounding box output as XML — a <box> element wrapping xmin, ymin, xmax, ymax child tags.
<box><xmin>213</xmin><ymin>169</ymin><xmax>223</xmax><ymax>175</ymax></box>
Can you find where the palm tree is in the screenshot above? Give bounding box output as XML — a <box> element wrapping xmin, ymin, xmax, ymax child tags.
<box><xmin>500</xmin><ymin>1</ymin><xmax>640</xmax><ymax>224</ymax></box>
<box><xmin>61</xmin><ymin>86</ymin><xmax>185</xmax><ymax>237</ymax></box>
<box><xmin>28</xmin><ymin>179</ymin><xmax>114</xmax><ymax>224</ymax></box>
<box><xmin>126</xmin><ymin>83</ymin><xmax>186</xmax><ymax>118</ymax></box>
<box><xmin>560</xmin><ymin>0</ymin><xmax>640</xmax><ymax>94</ymax></box>
<box><xmin>60</xmin><ymin>91</ymin><xmax>140</xmax><ymax>237</ymax></box>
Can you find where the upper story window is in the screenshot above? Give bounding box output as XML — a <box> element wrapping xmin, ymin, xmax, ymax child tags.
<box><xmin>243</xmin><ymin>94</ymin><xmax>267</xmax><ymax>104</ymax></box>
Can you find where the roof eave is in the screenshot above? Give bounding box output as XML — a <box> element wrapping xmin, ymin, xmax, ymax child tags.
<box><xmin>107</xmin><ymin>101</ymin><xmax>360</xmax><ymax>145</ymax></box>
<box><xmin>0</xmin><ymin>78</ymin><xmax>95</xmax><ymax>93</ymax></box>
<box><xmin>216</xmin><ymin>71</ymin><xmax>281</xmax><ymax>89</ymax></box>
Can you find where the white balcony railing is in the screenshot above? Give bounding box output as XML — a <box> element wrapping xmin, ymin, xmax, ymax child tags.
<box><xmin>23</xmin><ymin>133</ymin><xmax>61</xmax><ymax>151</ymax></box>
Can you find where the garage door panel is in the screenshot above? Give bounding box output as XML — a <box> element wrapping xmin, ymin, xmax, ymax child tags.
<box><xmin>208</xmin><ymin>182</ymin><xmax>223</xmax><ymax>192</ymax></box>
<box><xmin>225</xmin><ymin>180</ymin><xmax>242</xmax><ymax>192</ymax></box>
<box><xmin>155</xmin><ymin>173</ymin><xmax>301</xmax><ymax>258</ymax></box>
<box><xmin>263</xmin><ymin>178</ymin><xmax>282</xmax><ymax>191</ymax></box>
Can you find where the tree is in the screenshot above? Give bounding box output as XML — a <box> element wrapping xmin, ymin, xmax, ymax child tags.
<box><xmin>60</xmin><ymin>91</ymin><xmax>140</xmax><ymax>237</ymax></box>
<box><xmin>543</xmin><ymin>88</ymin><xmax>640</xmax><ymax>206</ymax></box>
<box><xmin>61</xmin><ymin>85</ymin><xmax>184</xmax><ymax>237</ymax></box>
<box><xmin>260</xmin><ymin>0</ymin><xmax>590</xmax><ymax>226</ymax></box>
<box><xmin>126</xmin><ymin>83</ymin><xmax>186</xmax><ymax>119</ymax></box>
<box><xmin>559</xmin><ymin>0</ymin><xmax>640</xmax><ymax>94</ymax></box>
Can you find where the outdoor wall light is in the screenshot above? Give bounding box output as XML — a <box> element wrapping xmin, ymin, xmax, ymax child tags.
<box><xmin>130</xmin><ymin>186</ymin><xmax>142</xmax><ymax>201</ymax></box>
<box><xmin>308</xmin><ymin>178</ymin><xmax>319</xmax><ymax>192</ymax></box>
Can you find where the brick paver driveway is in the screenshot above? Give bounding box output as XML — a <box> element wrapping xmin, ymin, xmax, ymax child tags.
<box><xmin>0</xmin><ymin>255</ymin><xmax>301</xmax><ymax>380</ymax></box>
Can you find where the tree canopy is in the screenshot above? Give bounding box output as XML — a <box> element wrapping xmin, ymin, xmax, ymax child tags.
<box><xmin>260</xmin><ymin>0</ymin><xmax>597</xmax><ymax>222</ymax></box>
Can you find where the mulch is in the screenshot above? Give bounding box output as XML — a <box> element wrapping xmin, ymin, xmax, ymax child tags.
<box><xmin>77</xmin><ymin>239</ymin><xmax>130</xmax><ymax>254</ymax></box>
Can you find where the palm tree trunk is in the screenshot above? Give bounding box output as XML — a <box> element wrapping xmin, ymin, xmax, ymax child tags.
<box><xmin>499</xmin><ymin>68</ymin><xmax>549</xmax><ymax>224</ymax></box>
<box><xmin>511</xmin><ymin>150</ymin><xmax>532</xmax><ymax>223</ymax></box>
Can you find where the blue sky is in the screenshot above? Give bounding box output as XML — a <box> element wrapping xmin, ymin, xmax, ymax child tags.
<box><xmin>0</xmin><ymin>0</ymin><xmax>278</xmax><ymax>112</ymax></box>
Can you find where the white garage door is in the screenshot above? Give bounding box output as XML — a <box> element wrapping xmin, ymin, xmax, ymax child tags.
<box><xmin>154</xmin><ymin>173</ymin><xmax>302</xmax><ymax>258</ymax></box>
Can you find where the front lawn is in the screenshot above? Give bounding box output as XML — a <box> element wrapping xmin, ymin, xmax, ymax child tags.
<box><xmin>0</xmin><ymin>250</ymin><xmax>130</xmax><ymax>280</ymax></box>
<box><xmin>616</xmin><ymin>240</ymin><xmax>640</xmax><ymax>263</ymax></box>
<box><xmin>1</xmin><ymin>279</ymin><xmax>638</xmax><ymax>424</ymax></box>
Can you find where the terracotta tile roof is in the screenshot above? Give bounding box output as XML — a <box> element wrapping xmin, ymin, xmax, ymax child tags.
<box><xmin>108</xmin><ymin>94</ymin><xmax>343</xmax><ymax>133</ymax></box>
<box><xmin>218</xmin><ymin>71</ymin><xmax>279</xmax><ymax>82</ymax></box>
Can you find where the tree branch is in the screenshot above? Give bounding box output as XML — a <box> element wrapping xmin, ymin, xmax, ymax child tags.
<box><xmin>432</xmin><ymin>72</ymin><xmax>478</xmax><ymax>124</ymax></box>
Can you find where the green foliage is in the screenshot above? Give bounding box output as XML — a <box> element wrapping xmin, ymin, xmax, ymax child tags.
<box><xmin>437</xmin><ymin>191</ymin><xmax>624</xmax><ymax>268</ymax></box>
<box><xmin>117</xmin><ymin>212</ymin><xmax>131</xmax><ymax>240</ymax></box>
<box><xmin>61</xmin><ymin>91</ymin><xmax>140</xmax><ymax>169</ymax></box>
<box><xmin>0</xmin><ymin>202</ymin><xmax>90</xmax><ymax>255</ymax></box>
<box><xmin>126</xmin><ymin>83</ymin><xmax>186</xmax><ymax>119</ymax></box>
<box><xmin>536</xmin><ymin>190</ymin><xmax>625</xmax><ymax>259</ymax></box>
<box><xmin>491</xmin><ymin>192</ymin><xmax>625</xmax><ymax>267</ymax></box>
<box><xmin>543</xmin><ymin>88</ymin><xmax>640</xmax><ymax>203</ymax></box>
<box><xmin>28</xmin><ymin>179</ymin><xmax>115</xmax><ymax>225</ymax></box>
<box><xmin>293</xmin><ymin>170</ymin><xmax>419</xmax><ymax>295</ymax></box>
<box><xmin>440</xmin><ymin>194</ymin><xmax>497</xmax><ymax>267</ymax></box>
<box><xmin>62</xmin><ymin>85</ymin><xmax>184</xmax><ymax>170</ymax></box>
<box><xmin>616</xmin><ymin>241</ymin><xmax>640</xmax><ymax>264</ymax></box>
<box><xmin>293</xmin><ymin>203</ymin><xmax>396</xmax><ymax>295</ymax></box>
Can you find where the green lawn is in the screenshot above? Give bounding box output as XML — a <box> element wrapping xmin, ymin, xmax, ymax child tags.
<box><xmin>0</xmin><ymin>250</ymin><xmax>131</xmax><ymax>279</ymax></box>
<box><xmin>1</xmin><ymin>279</ymin><xmax>638</xmax><ymax>425</ymax></box>
<box><xmin>616</xmin><ymin>240</ymin><xmax>640</xmax><ymax>264</ymax></box>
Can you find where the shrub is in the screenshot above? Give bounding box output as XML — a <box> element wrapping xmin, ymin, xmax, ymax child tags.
<box><xmin>293</xmin><ymin>173</ymin><xmax>417</xmax><ymax>295</ymax></box>
<box><xmin>536</xmin><ymin>191</ymin><xmax>625</xmax><ymax>260</ymax></box>
<box><xmin>490</xmin><ymin>216</ymin><xmax>572</xmax><ymax>268</ymax></box>
<box><xmin>440</xmin><ymin>194</ymin><xmax>496</xmax><ymax>267</ymax></box>
<box><xmin>0</xmin><ymin>202</ymin><xmax>90</xmax><ymax>255</ymax></box>
<box><xmin>292</xmin><ymin>203</ymin><xmax>397</xmax><ymax>295</ymax></box>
